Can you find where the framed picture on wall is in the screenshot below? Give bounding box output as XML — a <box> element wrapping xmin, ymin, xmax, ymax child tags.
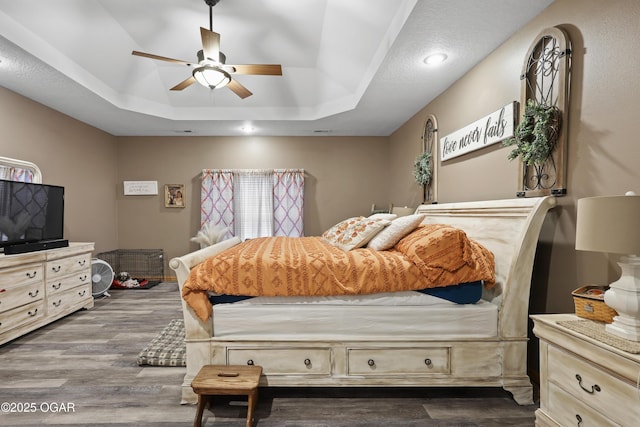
<box><xmin>164</xmin><ymin>184</ymin><xmax>185</xmax><ymax>208</ymax></box>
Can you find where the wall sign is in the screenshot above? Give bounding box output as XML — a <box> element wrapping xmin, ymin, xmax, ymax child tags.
<box><xmin>440</xmin><ymin>102</ymin><xmax>516</xmax><ymax>161</ymax></box>
<box><xmin>123</xmin><ymin>180</ymin><xmax>158</xmax><ymax>195</ymax></box>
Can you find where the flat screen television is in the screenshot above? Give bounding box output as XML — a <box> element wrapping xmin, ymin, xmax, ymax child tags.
<box><xmin>0</xmin><ymin>179</ymin><xmax>67</xmax><ymax>254</ymax></box>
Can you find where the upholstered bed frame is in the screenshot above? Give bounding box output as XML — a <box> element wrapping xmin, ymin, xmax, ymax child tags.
<box><xmin>170</xmin><ymin>196</ymin><xmax>556</xmax><ymax>405</ymax></box>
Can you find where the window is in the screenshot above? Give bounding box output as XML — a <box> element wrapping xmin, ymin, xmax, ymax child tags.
<box><xmin>200</xmin><ymin>169</ymin><xmax>304</xmax><ymax>240</ymax></box>
<box><xmin>0</xmin><ymin>156</ymin><xmax>42</xmax><ymax>183</ymax></box>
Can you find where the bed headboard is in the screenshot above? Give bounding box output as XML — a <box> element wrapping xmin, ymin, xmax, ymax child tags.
<box><xmin>415</xmin><ymin>196</ymin><xmax>556</xmax><ymax>339</ymax></box>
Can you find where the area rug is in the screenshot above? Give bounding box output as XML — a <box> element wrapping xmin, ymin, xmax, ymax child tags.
<box><xmin>137</xmin><ymin>319</ymin><xmax>186</xmax><ymax>366</ymax></box>
<box><xmin>558</xmin><ymin>319</ymin><xmax>640</xmax><ymax>353</ymax></box>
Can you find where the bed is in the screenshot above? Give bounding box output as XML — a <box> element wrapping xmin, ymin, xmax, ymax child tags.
<box><xmin>169</xmin><ymin>196</ymin><xmax>556</xmax><ymax>405</ymax></box>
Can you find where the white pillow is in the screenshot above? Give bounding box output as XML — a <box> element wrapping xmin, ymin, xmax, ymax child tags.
<box><xmin>368</xmin><ymin>213</ymin><xmax>397</xmax><ymax>221</ymax></box>
<box><xmin>367</xmin><ymin>214</ymin><xmax>426</xmax><ymax>251</ymax></box>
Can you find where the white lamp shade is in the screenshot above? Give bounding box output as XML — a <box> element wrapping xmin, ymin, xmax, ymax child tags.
<box><xmin>193</xmin><ymin>66</ymin><xmax>231</xmax><ymax>89</ymax></box>
<box><xmin>575</xmin><ymin>195</ymin><xmax>640</xmax><ymax>255</ymax></box>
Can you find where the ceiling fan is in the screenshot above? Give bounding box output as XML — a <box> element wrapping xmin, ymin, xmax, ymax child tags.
<box><xmin>132</xmin><ymin>0</ymin><xmax>282</xmax><ymax>99</ymax></box>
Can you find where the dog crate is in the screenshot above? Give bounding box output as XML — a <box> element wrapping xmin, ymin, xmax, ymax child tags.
<box><xmin>96</xmin><ymin>249</ymin><xmax>165</xmax><ymax>282</ymax></box>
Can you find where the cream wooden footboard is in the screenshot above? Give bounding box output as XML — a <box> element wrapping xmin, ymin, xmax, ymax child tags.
<box><xmin>170</xmin><ymin>196</ymin><xmax>557</xmax><ymax>405</ymax></box>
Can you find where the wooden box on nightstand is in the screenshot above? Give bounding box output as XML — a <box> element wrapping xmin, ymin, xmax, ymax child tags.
<box><xmin>531</xmin><ymin>314</ymin><xmax>640</xmax><ymax>426</ymax></box>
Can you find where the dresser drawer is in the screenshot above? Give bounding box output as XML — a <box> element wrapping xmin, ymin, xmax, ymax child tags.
<box><xmin>347</xmin><ymin>347</ymin><xmax>450</xmax><ymax>375</ymax></box>
<box><xmin>47</xmin><ymin>283</ymin><xmax>92</xmax><ymax>317</ymax></box>
<box><xmin>46</xmin><ymin>253</ymin><xmax>91</xmax><ymax>280</ymax></box>
<box><xmin>548</xmin><ymin>345</ymin><xmax>640</xmax><ymax>426</ymax></box>
<box><xmin>47</xmin><ymin>271</ymin><xmax>91</xmax><ymax>296</ymax></box>
<box><xmin>227</xmin><ymin>347</ymin><xmax>332</xmax><ymax>375</ymax></box>
<box><xmin>0</xmin><ymin>264</ymin><xmax>43</xmax><ymax>291</ymax></box>
<box><xmin>0</xmin><ymin>281</ymin><xmax>44</xmax><ymax>313</ymax></box>
<box><xmin>0</xmin><ymin>300</ymin><xmax>45</xmax><ymax>334</ymax></box>
<box><xmin>547</xmin><ymin>382</ymin><xmax>617</xmax><ymax>427</ymax></box>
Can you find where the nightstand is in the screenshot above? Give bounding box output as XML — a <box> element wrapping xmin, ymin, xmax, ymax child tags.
<box><xmin>531</xmin><ymin>314</ymin><xmax>640</xmax><ymax>426</ymax></box>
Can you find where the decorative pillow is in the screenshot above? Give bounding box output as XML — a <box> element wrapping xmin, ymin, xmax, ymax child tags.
<box><xmin>368</xmin><ymin>213</ymin><xmax>397</xmax><ymax>221</ymax></box>
<box><xmin>367</xmin><ymin>214</ymin><xmax>426</xmax><ymax>251</ymax></box>
<box><xmin>395</xmin><ymin>224</ymin><xmax>472</xmax><ymax>272</ymax></box>
<box><xmin>322</xmin><ymin>216</ymin><xmax>390</xmax><ymax>251</ymax></box>
<box><xmin>395</xmin><ymin>224</ymin><xmax>495</xmax><ymax>287</ymax></box>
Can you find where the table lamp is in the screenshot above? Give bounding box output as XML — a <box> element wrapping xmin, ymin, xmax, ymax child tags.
<box><xmin>575</xmin><ymin>192</ymin><xmax>640</xmax><ymax>341</ymax></box>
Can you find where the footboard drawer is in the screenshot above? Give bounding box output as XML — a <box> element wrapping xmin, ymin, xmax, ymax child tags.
<box><xmin>347</xmin><ymin>347</ymin><xmax>450</xmax><ymax>375</ymax></box>
<box><xmin>226</xmin><ymin>347</ymin><xmax>332</xmax><ymax>375</ymax></box>
<box><xmin>547</xmin><ymin>344</ymin><xmax>640</xmax><ymax>426</ymax></box>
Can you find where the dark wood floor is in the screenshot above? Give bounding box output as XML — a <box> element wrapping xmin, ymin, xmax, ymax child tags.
<box><xmin>0</xmin><ymin>282</ymin><xmax>538</xmax><ymax>426</ymax></box>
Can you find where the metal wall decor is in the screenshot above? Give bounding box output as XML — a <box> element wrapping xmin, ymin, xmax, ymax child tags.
<box><xmin>420</xmin><ymin>114</ymin><xmax>438</xmax><ymax>203</ymax></box>
<box><xmin>516</xmin><ymin>26</ymin><xmax>571</xmax><ymax>197</ymax></box>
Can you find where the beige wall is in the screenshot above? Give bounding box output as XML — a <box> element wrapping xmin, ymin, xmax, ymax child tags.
<box><xmin>389</xmin><ymin>0</ymin><xmax>640</xmax><ymax>314</ymax></box>
<box><xmin>114</xmin><ymin>136</ymin><xmax>390</xmax><ymax>269</ymax></box>
<box><xmin>0</xmin><ymin>87</ymin><xmax>119</xmax><ymax>253</ymax></box>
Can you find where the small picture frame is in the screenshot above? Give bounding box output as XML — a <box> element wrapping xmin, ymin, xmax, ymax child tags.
<box><xmin>164</xmin><ymin>184</ymin><xmax>185</xmax><ymax>208</ymax></box>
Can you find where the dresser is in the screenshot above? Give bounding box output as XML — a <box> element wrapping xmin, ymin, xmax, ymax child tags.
<box><xmin>0</xmin><ymin>242</ymin><xmax>94</xmax><ymax>345</ymax></box>
<box><xmin>531</xmin><ymin>314</ymin><xmax>640</xmax><ymax>426</ymax></box>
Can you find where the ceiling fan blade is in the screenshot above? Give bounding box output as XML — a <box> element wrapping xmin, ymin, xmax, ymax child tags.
<box><xmin>227</xmin><ymin>79</ymin><xmax>253</xmax><ymax>99</ymax></box>
<box><xmin>170</xmin><ymin>76</ymin><xmax>197</xmax><ymax>91</ymax></box>
<box><xmin>230</xmin><ymin>64</ymin><xmax>283</xmax><ymax>75</ymax></box>
<box><xmin>132</xmin><ymin>51</ymin><xmax>194</xmax><ymax>66</ymax></box>
<box><xmin>200</xmin><ymin>27</ymin><xmax>221</xmax><ymax>62</ymax></box>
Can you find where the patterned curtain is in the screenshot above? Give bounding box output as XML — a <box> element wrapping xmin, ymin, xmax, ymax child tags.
<box><xmin>201</xmin><ymin>169</ymin><xmax>234</xmax><ymax>232</ymax></box>
<box><xmin>0</xmin><ymin>166</ymin><xmax>34</xmax><ymax>183</ymax></box>
<box><xmin>200</xmin><ymin>169</ymin><xmax>304</xmax><ymax>241</ymax></box>
<box><xmin>273</xmin><ymin>169</ymin><xmax>304</xmax><ymax>237</ymax></box>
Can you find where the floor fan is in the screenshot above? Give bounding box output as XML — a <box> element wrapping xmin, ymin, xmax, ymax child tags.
<box><xmin>91</xmin><ymin>259</ymin><xmax>114</xmax><ymax>297</ymax></box>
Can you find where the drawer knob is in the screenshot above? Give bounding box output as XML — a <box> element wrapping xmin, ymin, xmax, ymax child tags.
<box><xmin>52</xmin><ymin>266</ymin><xmax>61</xmax><ymax>273</ymax></box>
<box><xmin>79</xmin><ymin>275</ymin><xmax>88</xmax><ymax>282</ymax></box>
<box><xmin>575</xmin><ymin>374</ymin><xmax>601</xmax><ymax>394</ymax></box>
<box><xmin>367</xmin><ymin>359</ymin><xmax>375</xmax><ymax>367</ymax></box>
<box><xmin>78</xmin><ymin>260</ymin><xmax>86</xmax><ymax>266</ymax></box>
<box><xmin>52</xmin><ymin>283</ymin><xmax>62</xmax><ymax>290</ymax></box>
<box><xmin>576</xmin><ymin>414</ymin><xmax>583</xmax><ymax>426</ymax></box>
<box><xmin>424</xmin><ymin>358</ymin><xmax>432</xmax><ymax>366</ymax></box>
<box><xmin>28</xmin><ymin>308</ymin><xmax>38</xmax><ymax>317</ymax></box>
<box><xmin>247</xmin><ymin>359</ymin><xmax>254</xmax><ymax>366</ymax></box>
<box><xmin>304</xmin><ymin>358</ymin><xmax>311</xmax><ymax>366</ymax></box>
<box><xmin>53</xmin><ymin>299</ymin><xmax>62</xmax><ymax>307</ymax></box>
<box><xmin>78</xmin><ymin>290</ymin><xmax>87</xmax><ymax>297</ymax></box>
<box><xmin>29</xmin><ymin>290</ymin><xmax>39</xmax><ymax>298</ymax></box>
<box><xmin>26</xmin><ymin>271</ymin><xmax>37</xmax><ymax>279</ymax></box>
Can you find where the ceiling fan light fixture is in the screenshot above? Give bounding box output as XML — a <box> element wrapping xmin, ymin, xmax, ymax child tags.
<box><xmin>193</xmin><ymin>65</ymin><xmax>231</xmax><ymax>89</ymax></box>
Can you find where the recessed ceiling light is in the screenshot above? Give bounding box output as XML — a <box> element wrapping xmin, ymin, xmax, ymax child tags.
<box><xmin>423</xmin><ymin>53</ymin><xmax>447</xmax><ymax>66</ymax></box>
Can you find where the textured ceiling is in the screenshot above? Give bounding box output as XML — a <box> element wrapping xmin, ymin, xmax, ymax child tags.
<box><xmin>0</xmin><ymin>0</ymin><xmax>554</xmax><ymax>136</ymax></box>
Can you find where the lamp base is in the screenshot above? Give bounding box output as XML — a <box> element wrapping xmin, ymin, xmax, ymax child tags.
<box><xmin>603</xmin><ymin>255</ymin><xmax>640</xmax><ymax>342</ymax></box>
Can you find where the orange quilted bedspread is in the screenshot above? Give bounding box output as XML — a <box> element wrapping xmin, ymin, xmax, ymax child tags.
<box><xmin>182</xmin><ymin>224</ymin><xmax>495</xmax><ymax>321</ymax></box>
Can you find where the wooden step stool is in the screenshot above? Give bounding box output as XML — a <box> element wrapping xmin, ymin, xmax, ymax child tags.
<box><xmin>191</xmin><ymin>364</ymin><xmax>262</xmax><ymax>427</ymax></box>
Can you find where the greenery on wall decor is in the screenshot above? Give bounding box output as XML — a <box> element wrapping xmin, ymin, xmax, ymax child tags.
<box><xmin>503</xmin><ymin>99</ymin><xmax>561</xmax><ymax>166</ymax></box>
<box><xmin>413</xmin><ymin>151</ymin><xmax>432</xmax><ymax>186</ymax></box>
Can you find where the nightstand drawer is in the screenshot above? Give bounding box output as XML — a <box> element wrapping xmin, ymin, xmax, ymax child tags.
<box><xmin>548</xmin><ymin>345</ymin><xmax>640</xmax><ymax>426</ymax></box>
<box><xmin>547</xmin><ymin>382</ymin><xmax>617</xmax><ymax>427</ymax></box>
